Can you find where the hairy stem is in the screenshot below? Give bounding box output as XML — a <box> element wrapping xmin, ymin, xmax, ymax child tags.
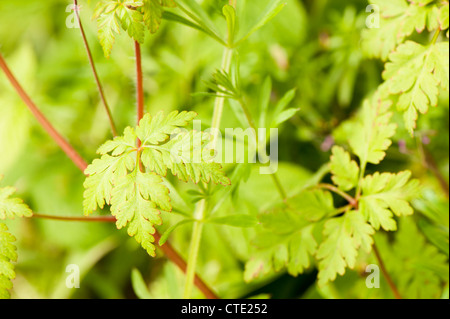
<box><xmin>135</xmin><ymin>41</ymin><xmax>144</xmax><ymax>129</ymax></box>
<box><xmin>373</xmin><ymin>243</ymin><xmax>402</xmax><ymax>299</ymax></box>
<box><xmin>0</xmin><ymin>53</ymin><xmax>88</xmax><ymax>172</ymax></box>
<box><xmin>0</xmin><ymin>51</ymin><xmax>218</xmax><ymax>300</ymax></box>
<box><xmin>74</xmin><ymin>0</ymin><xmax>118</xmax><ymax>136</ymax></box>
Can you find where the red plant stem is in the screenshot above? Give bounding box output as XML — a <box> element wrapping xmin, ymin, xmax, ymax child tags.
<box><xmin>373</xmin><ymin>243</ymin><xmax>402</xmax><ymax>299</ymax></box>
<box><xmin>33</xmin><ymin>214</ymin><xmax>117</xmax><ymax>223</ymax></box>
<box><xmin>0</xmin><ymin>53</ymin><xmax>88</xmax><ymax>172</ymax></box>
<box><xmin>134</xmin><ymin>41</ymin><xmax>144</xmax><ymax>129</ymax></box>
<box><xmin>317</xmin><ymin>183</ymin><xmax>358</xmax><ymax>208</ymax></box>
<box><xmin>0</xmin><ymin>51</ymin><xmax>219</xmax><ymax>300</ymax></box>
<box><xmin>32</xmin><ymin>212</ymin><xmax>218</xmax><ymax>299</ymax></box>
<box><xmin>73</xmin><ymin>0</ymin><xmax>118</xmax><ymax>137</ymax></box>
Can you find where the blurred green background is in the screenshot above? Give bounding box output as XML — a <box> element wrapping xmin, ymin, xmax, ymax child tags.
<box><xmin>0</xmin><ymin>0</ymin><xmax>448</xmax><ymax>299</ymax></box>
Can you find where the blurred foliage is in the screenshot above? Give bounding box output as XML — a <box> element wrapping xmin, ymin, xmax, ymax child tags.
<box><xmin>0</xmin><ymin>0</ymin><xmax>448</xmax><ymax>299</ymax></box>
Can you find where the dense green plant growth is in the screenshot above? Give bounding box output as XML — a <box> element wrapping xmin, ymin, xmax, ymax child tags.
<box><xmin>0</xmin><ymin>0</ymin><xmax>448</xmax><ymax>299</ymax></box>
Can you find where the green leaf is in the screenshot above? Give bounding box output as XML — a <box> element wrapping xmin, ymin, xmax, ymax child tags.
<box><xmin>95</xmin><ymin>0</ymin><xmax>175</xmax><ymax>57</ymax></box>
<box><xmin>83</xmin><ymin>153</ymin><xmax>136</xmax><ymax>215</ymax></box>
<box><xmin>359</xmin><ymin>171</ymin><xmax>420</xmax><ymax>231</ymax></box>
<box><xmin>223</xmin><ymin>4</ymin><xmax>237</xmax><ymax>45</ymax></box>
<box><xmin>117</xmin><ymin>5</ymin><xmax>146</xmax><ymax>43</ymax></box>
<box><xmin>140</xmin><ymin>0</ymin><xmax>164</xmax><ymax>33</ymax></box>
<box><xmin>131</xmin><ymin>268</ymin><xmax>152</xmax><ymax>299</ymax></box>
<box><xmin>159</xmin><ymin>218</ymin><xmax>194</xmax><ymax>245</ymax></box>
<box><xmin>349</xmin><ymin>91</ymin><xmax>397</xmax><ymax>165</ymax></box>
<box><xmin>272</xmin><ymin>108</ymin><xmax>300</xmax><ymax>127</ymax></box>
<box><xmin>362</xmin><ymin>0</ymin><xmax>441</xmax><ymax>60</ymax></box>
<box><xmin>317</xmin><ymin>211</ymin><xmax>374</xmax><ymax>286</ymax></box>
<box><xmin>236</xmin><ymin>0</ymin><xmax>286</xmax><ymax>46</ymax></box>
<box><xmin>83</xmin><ymin>111</ymin><xmax>230</xmax><ymax>255</ymax></box>
<box><xmin>0</xmin><ymin>223</ymin><xmax>17</xmax><ymax>299</ymax></box>
<box><xmin>95</xmin><ymin>1</ymin><xmax>123</xmax><ymax>58</ymax></box>
<box><xmin>376</xmin><ymin>217</ymin><xmax>448</xmax><ymax>298</ymax></box>
<box><xmin>329</xmin><ymin>146</ymin><xmax>359</xmax><ymax>191</ymax></box>
<box><xmin>141</xmin><ymin>128</ymin><xmax>230</xmax><ymax>185</ymax></box>
<box><xmin>286</xmin><ymin>189</ymin><xmax>335</xmax><ymax>222</ymax></box>
<box><xmin>206</xmin><ymin>215</ymin><xmax>258</xmax><ymax>228</ymax></box>
<box><xmin>245</xmin><ymin>200</ymin><xmax>321</xmax><ymax>281</ymax></box>
<box><xmin>0</xmin><ymin>176</ymin><xmax>32</xmax><ymax>220</ymax></box>
<box><xmin>162</xmin><ymin>11</ymin><xmax>204</xmax><ymax>33</ymax></box>
<box><xmin>136</xmin><ymin>111</ymin><xmax>197</xmax><ymax>145</ymax></box>
<box><xmin>418</xmin><ymin>218</ymin><xmax>449</xmax><ymax>256</ymax></box>
<box><xmin>383</xmin><ymin>41</ymin><xmax>449</xmax><ymax>135</ymax></box>
<box><xmin>439</xmin><ymin>3</ymin><xmax>449</xmax><ymax>30</ymax></box>
<box><xmin>245</xmin><ymin>224</ymin><xmax>317</xmax><ymax>281</ymax></box>
<box><xmin>110</xmin><ymin>171</ymin><xmax>168</xmax><ymax>256</ymax></box>
<box><xmin>270</xmin><ymin>88</ymin><xmax>297</xmax><ymax>127</ymax></box>
<box><xmin>175</xmin><ymin>0</ymin><xmax>225</xmax><ymax>45</ymax></box>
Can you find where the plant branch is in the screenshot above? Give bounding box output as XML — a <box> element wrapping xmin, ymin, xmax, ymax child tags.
<box><xmin>372</xmin><ymin>243</ymin><xmax>402</xmax><ymax>299</ymax></box>
<box><xmin>73</xmin><ymin>0</ymin><xmax>118</xmax><ymax>137</ymax></box>
<box><xmin>135</xmin><ymin>41</ymin><xmax>145</xmax><ymax>129</ymax></box>
<box><xmin>0</xmin><ymin>50</ymin><xmax>218</xmax><ymax>300</ymax></box>
<box><xmin>32</xmin><ymin>212</ymin><xmax>218</xmax><ymax>298</ymax></box>
<box><xmin>33</xmin><ymin>213</ymin><xmax>116</xmax><ymax>223</ymax></box>
<box><xmin>431</xmin><ymin>28</ymin><xmax>441</xmax><ymax>45</ymax></box>
<box><xmin>271</xmin><ymin>174</ymin><xmax>287</xmax><ymax>200</ymax></box>
<box><xmin>0</xmin><ymin>53</ymin><xmax>88</xmax><ymax>172</ymax></box>
<box><xmin>317</xmin><ymin>183</ymin><xmax>358</xmax><ymax>208</ymax></box>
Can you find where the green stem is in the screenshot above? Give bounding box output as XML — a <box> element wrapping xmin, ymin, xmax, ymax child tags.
<box><xmin>355</xmin><ymin>160</ymin><xmax>367</xmax><ymax>199</ymax></box>
<box><xmin>183</xmin><ymin>199</ymin><xmax>206</xmax><ymax>298</ymax></box>
<box><xmin>183</xmin><ymin>27</ymin><xmax>234</xmax><ymax>300</ymax></box>
<box><xmin>431</xmin><ymin>28</ymin><xmax>441</xmax><ymax>45</ymax></box>
<box><xmin>210</xmin><ymin>47</ymin><xmax>233</xmax><ymax>144</ymax></box>
<box><xmin>271</xmin><ymin>173</ymin><xmax>287</xmax><ymax>200</ymax></box>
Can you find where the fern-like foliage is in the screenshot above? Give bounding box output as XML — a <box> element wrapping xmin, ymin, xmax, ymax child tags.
<box><xmin>375</xmin><ymin>218</ymin><xmax>448</xmax><ymax>298</ymax></box>
<box><xmin>0</xmin><ymin>222</ymin><xmax>17</xmax><ymax>299</ymax></box>
<box><xmin>0</xmin><ymin>176</ymin><xmax>32</xmax><ymax>220</ymax></box>
<box><xmin>94</xmin><ymin>0</ymin><xmax>176</xmax><ymax>57</ymax></box>
<box><xmin>83</xmin><ymin>111</ymin><xmax>230</xmax><ymax>256</ymax></box>
<box><xmin>383</xmin><ymin>41</ymin><xmax>449</xmax><ymax>134</ymax></box>
<box><xmin>0</xmin><ymin>177</ymin><xmax>32</xmax><ymax>299</ymax></box>
<box><xmin>246</xmin><ymin>89</ymin><xmax>420</xmax><ymax>286</ymax></box>
<box><xmin>362</xmin><ymin>0</ymin><xmax>444</xmax><ymax>60</ymax></box>
<box><xmin>362</xmin><ymin>0</ymin><xmax>449</xmax><ymax>136</ymax></box>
